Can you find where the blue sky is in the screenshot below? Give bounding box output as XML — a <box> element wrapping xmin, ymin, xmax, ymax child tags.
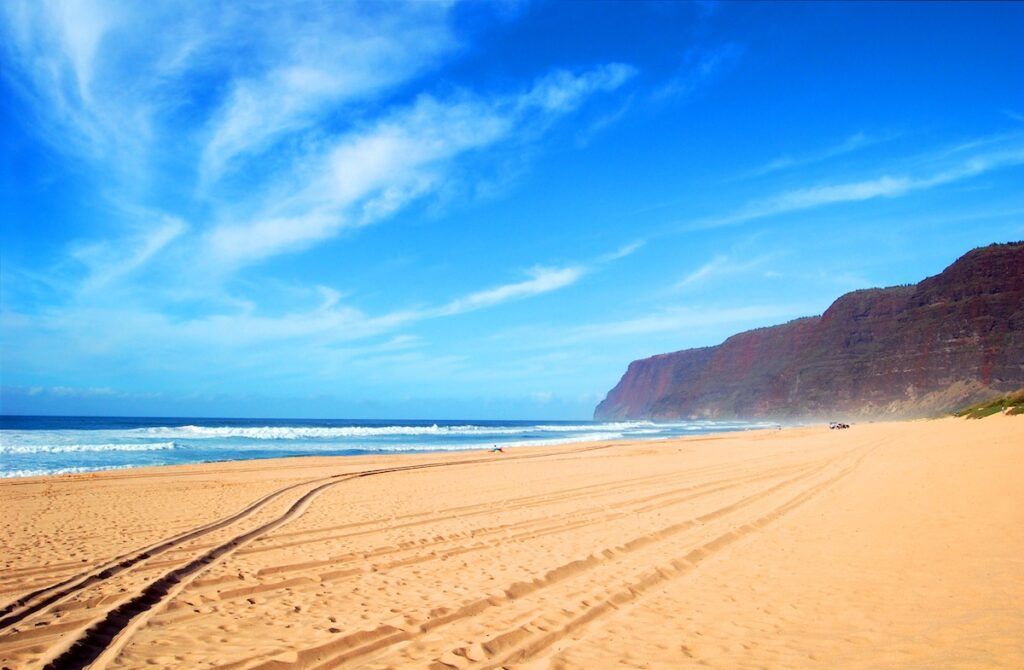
<box><xmin>2</xmin><ymin>1</ymin><xmax>1023</xmax><ymax>419</ymax></box>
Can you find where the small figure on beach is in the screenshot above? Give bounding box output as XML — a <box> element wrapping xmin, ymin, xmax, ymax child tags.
<box><xmin>490</xmin><ymin>445</ymin><xmax>505</xmax><ymax>453</ymax></box>
<box><xmin>829</xmin><ymin>422</ymin><xmax>850</xmax><ymax>430</ymax></box>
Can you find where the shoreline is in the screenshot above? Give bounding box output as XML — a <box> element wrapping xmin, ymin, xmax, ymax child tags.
<box><xmin>0</xmin><ymin>436</ymin><xmax>641</xmax><ymax>484</ymax></box>
<box><xmin>1</xmin><ymin>431</ymin><xmax>775</xmax><ymax>484</ymax></box>
<box><xmin>2</xmin><ymin>415</ymin><xmax>1020</xmax><ymax>668</ymax></box>
<box><xmin>0</xmin><ymin>420</ymin><xmax>784</xmax><ymax>482</ymax></box>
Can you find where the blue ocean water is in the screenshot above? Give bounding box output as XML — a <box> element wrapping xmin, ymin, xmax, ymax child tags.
<box><xmin>0</xmin><ymin>416</ymin><xmax>776</xmax><ymax>478</ymax></box>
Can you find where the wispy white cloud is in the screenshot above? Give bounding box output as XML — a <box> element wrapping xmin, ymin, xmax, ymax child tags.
<box><xmin>518</xmin><ymin>64</ymin><xmax>636</xmax><ymax>112</ymax></box>
<box><xmin>73</xmin><ymin>217</ymin><xmax>187</xmax><ymax>293</ymax></box>
<box><xmin>2</xmin><ymin>2</ymin><xmax>647</xmax><ymax>404</ymax></box>
<box><xmin>1</xmin><ymin>238</ymin><xmax>639</xmax><ymax>389</ymax></box>
<box><xmin>574</xmin><ymin>96</ymin><xmax>634</xmax><ymax>148</ymax></box>
<box><xmin>652</xmin><ymin>42</ymin><xmax>743</xmax><ymax>101</ymax></box>
<box><xmin>2</xmin><ymin>1</ymin><xmax>641</xmax><ymax>342</ymax></box>
<box><xmin>1</xmin><ymin>2</ymin><xmax>459</xmax><ymax>171</ymax></box>
<box><xmin>423</xmin><ymin>241</ymin><xmax>642</xmax><ymax>318</ymax></box>
<box><xmin>481</xmin><ymin>301</ymin><xmax>812</xmax><ymax>355</ymax></box>
<box><xmin>26</xmin><ymin>385</ymin><xmax>119</xmax><ymax>398</ymax></box>
<box><xmin>597</xmin><ymin>240</ymin><xmax>646</xmax><ymax>263</ymax></box>
<box><xmin>199</xmin><ymin>4</ymin><xmax>458</xmax><ymax>184</ymax></box>
<box><xmin>1</xmin><ymin>0</ymin><xmax>127</xmax><ymax>158</ymax></box>
<box><xmin>206</xmin><ymin>64</ymin><xmax>636</xmax><ymax>267</ymax></box>
<box><xmin>435</xmin><ymin>267</ymin><xmax>584</xmax><ymax>317</ymax></box>
<box><xmin>676</xmin><ymin>256</ymin><xmax>725</xmax><ymax>288</ymax></box>
<box><xmin>694</xmin><ymin>137</ymin><xmax>1024</xmax><ymax>230</ymax></box>
<box><xmin>564</xmin><ymin>304</ymin><xmax>804</xmax><ymax>342</ymax></box>
<box><xmin>673</xmin><ymin>253</ymin><xmax>772</xmax><ymax>290</ymax></box>
<box><xmin>745</xmin><ymin>131</ymin><xmax>883</xmax><ymax>177</ymax></box>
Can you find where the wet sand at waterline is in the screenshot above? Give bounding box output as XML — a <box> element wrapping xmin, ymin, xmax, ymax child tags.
<box><xmin>1</xmin><ymin>416</ymin><xmax>1021</xmax><ymax>669</ymax></box>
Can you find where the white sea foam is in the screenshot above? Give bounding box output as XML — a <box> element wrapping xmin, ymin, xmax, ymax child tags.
<box><xmin>116</xmin><ymin>422</ymin><xmax>663</xmax><ymax>440</ymax></box>
<box><xmin>470</xmin><ymin>432</ymin><xmax>626</xmax><ymax>449</ymax></box>
<box><xmin>332</xmin><ymin>431</ymin><xmax>627</xmax><ymax>452</ymax></box>
<box><xmin>0</xmin><ymin>418</ymin><xmax>777</xmax><ymax>479</ymax></box>
<box><xmin>0</xmin><ymin>465</ymin><xmax>136</xmax><ymax>478</ymax></box>
<box><xmin>0</xmin><ymin>441</ymin><xmax>178</xmax><ymax>455</ymax></box>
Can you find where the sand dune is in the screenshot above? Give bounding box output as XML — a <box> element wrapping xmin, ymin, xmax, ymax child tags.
<box><xmin>1</xmin><ymin>416</ymin><xmax>1021</xmax><ymax>669</ymax></box>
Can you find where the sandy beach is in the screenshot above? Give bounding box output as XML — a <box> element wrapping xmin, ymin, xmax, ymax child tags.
<box><xmin>1</xmin><ymin>416</ymin><xmax>1021</xmax><ymax>669</ymax></box>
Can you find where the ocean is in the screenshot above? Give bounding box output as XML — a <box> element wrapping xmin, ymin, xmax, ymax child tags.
<box><xmin>0</xmin><ymin>415</ymin><xmax>777</xmax><ymax>478</ymax></box>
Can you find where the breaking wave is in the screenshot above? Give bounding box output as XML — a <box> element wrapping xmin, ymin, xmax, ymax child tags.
<box><xmin>0</xmin><ymin>465</ymin><xmax>136</xmax><ymax>479</ymax></box>
<box><xmin>122</xmin><ymin>422</ymin><xmax>660</xmax><ymax>440</ymax></box>
<box><xmin>0</xmin><ymin>441</ymin><xmax>179</xmax><ymax>455</ymax></box>
<box><xmin>356</xmin><ymin>432</ymin><xmax>626</xmax><ymax>452</ymax></box>
<box><xmin>0</xmin><ymin>417</ymin><xmax>778</xmax><ymax>479</ymax></box>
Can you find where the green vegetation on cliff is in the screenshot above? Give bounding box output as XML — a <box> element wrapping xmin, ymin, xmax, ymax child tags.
<box><xmin>954</xmin><ymin>390</ymin><xmax>1024</xmax><ymax>418</ymax></box>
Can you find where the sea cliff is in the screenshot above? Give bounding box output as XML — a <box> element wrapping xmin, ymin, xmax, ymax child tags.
<box><xmin>595</xmin><ymin>242</ymin><xmax>1024</xmax><ymax>420</ymax></box>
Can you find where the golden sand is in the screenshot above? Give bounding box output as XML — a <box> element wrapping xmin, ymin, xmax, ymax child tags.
<box><xmin>1</xmin><ymin>415</ymin><xmax>1021</xmax><ymax>669</ymax></box>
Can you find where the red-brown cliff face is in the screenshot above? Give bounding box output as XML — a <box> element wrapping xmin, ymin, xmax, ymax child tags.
<box><xmin>595</xmin><ymin>242</ymin><xmax>1024</xmax><ymax>420</ymax></box>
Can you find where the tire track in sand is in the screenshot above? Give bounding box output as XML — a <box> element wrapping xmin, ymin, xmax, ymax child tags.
<box><xmin>209</xmin><ymin>448</ymin><xmax>861</xmax><ymax>670</ymax></box>
<box><xmin>470</xmin><ymin>447</ymin><xmax>873</xmax><ymax>670</ymax></box>
<box><xmin>2</xmin><ymin>443</ymin><xmax>617</xmax><ymax>670</ymax></box>
<box><xmin>0</xmin><ymin>473</ymin><xmax>345</xmax><ymax>632</ymax></box>
<box><xmin>160</xmin><ymin>461</ymin><xmax>814</xmax><ymax>614</ymax></box>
